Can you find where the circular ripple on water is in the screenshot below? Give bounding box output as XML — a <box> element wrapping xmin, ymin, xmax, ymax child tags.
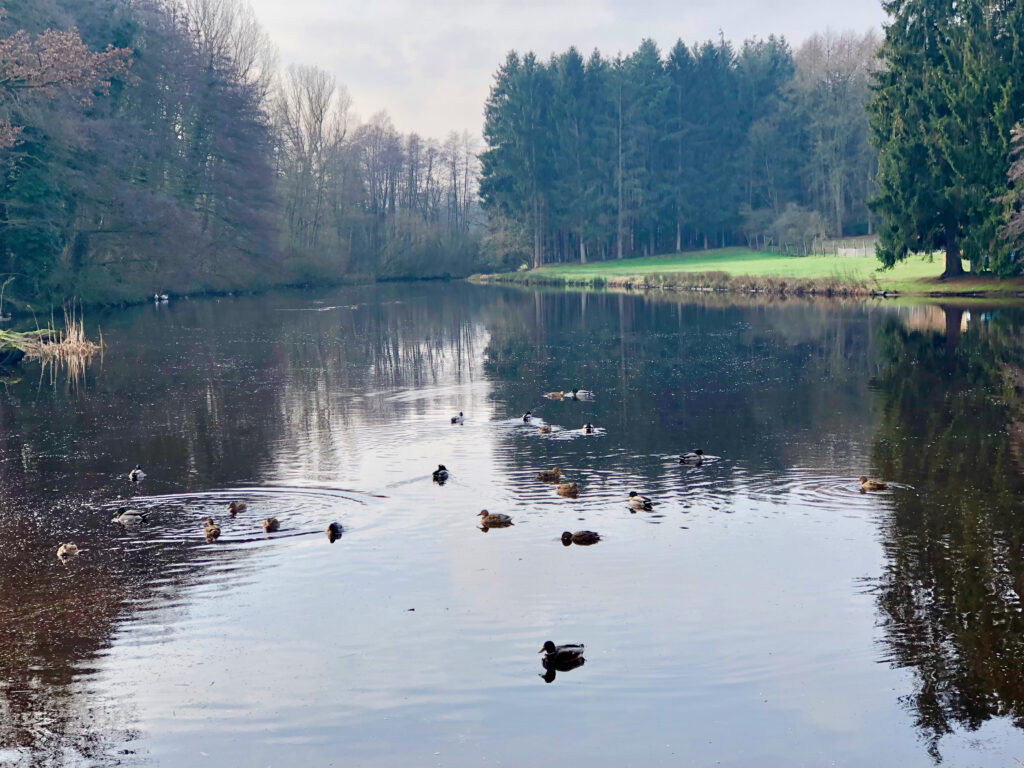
<box><xmin>101</xmin><ymin>485</ymin><xmax>383</xmax><ymax>553</ymax></box>
<box><xmin>736</xmin><ymin>468</ymin><xmax>908</xmax><ymax>514</ymax></box>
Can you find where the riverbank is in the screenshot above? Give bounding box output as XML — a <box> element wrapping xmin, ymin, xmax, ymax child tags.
<box><xmin>470</xmin><ymin>248</ymin><xmax>1024</xmax><ymax>298</ymax></box>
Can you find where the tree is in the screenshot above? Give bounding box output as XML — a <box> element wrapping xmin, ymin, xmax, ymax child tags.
<box><xmin>0</xmin><ymin>12</ymin><xmax>132</xmax><ymax>148</ymax></box>
<box><xmin>1002</xmin><ymin>123</ymin><xmax>1024</xmax><ymax>253</ymax></box>
<box><xmin>869</xmin><ymin>0</ymin><xmax>1024</xmax><ymax>277</ymax></box>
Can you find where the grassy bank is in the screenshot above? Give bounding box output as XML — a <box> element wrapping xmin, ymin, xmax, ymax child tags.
<box><xmin>470</xmin><ymin>248</ymin><xmax>1024</xmax><ymax>297</ymax></box>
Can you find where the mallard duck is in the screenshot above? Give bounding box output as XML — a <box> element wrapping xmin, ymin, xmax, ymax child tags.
<box><xmin>227</xmin><ymin>501</ymin><xmax>247</xmax><ymax>516</ymax></box>
<box><xmin>433</xmin><ymin>464</ymin><xmax>449</xmax><ymax>483</ymax></box>
<box><xmin>451</xmin><ymin>411</ymin><xmax>464</xmax><ymax>425</ymax></box>
<box><xmin>522</xmin><ymin>411</ymin><xmax>533</xmax><ymax>423</ymax></box>
<box><xmin>582</xmin><ymin>423</ymin><xmax>595</xmax><ymax>434</ymax></box>
<box><xmin>57</xmin><ymin>543</ymin><xmax>79</xmax><ymax>559</ymax></box>
<box><xmin>545</xmin><ymin>391</ymin><xmax>565</xmax><ymax>400</ymax></box>
<box><xmin>859</xmin><ymin>476</ymin><xmax>888</xmax><ymax>492</ymax></box>
<box><xmin>128</xmin><ymin>464</ymin><xmax>146</xmax><ymax>482</ymax></box>
<box><xmin>556</xmin><ymin>482</ymin><xmax>579</xmax><ymax>498</ymax></box>
<box><xmin>112</xmin><ymin>507</ymin><xmax>148</xmax><ymax>525</ymax></box>
<box><xmin>569</xmin><ymin>388</ymin><xmax>594</xmax><ymax>400</ymax></box>
<box><xmin>538</xmin><ymin>424</ymin><xmax>553</xmax><ymax>434</ymax></box>
<box><xmin>326</xmin><ymin>521</ymin><xmax>343</xmax><ymax>542</ymax></box>
<box><xmin>536</xmin><ymin>466</ymin><xmax>562</xmax><ymax>482</ymax></box>
<box><xmin>628</xmin><ymin>491</ymin><xmax>653</xmax><ymax>511</ymax></box>
<box><xmin>262</xmin><ymin>517</ymin><xmax>280</xmax><ymax>533</ymax></box>
<box><xmin>477</xmin><ymin>510</ymin><xmax>513</xmax><ymax>527</ymax></box>
<box><xmin>561</xmin><ymin>530</ymin><xmax>600</xmax><ymax>546</ymax></box>
<box><xmin>679</xmin><ymin>449</ymin><xmax>704</xmax><ymax>464</ymax></box>
<box><xmin>539</xmin><ymin>641</ymin><xmax>585</xmax><ymax>665</ymax></box>
<box><xmin>203</xmin><ymin>517</ymin><xmax>221</xmax><ymax>542</ymax></box>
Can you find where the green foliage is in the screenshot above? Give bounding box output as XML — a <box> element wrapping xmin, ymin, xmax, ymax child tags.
<box><xmin>869</xmin><ymin>0</ymin><xmax>1024</xmax><ymax>277</ymax></box>
<box><xmin>480</xmin><ymin>31</ymin><xmax>880</xmax><ymax>268</ymax></box>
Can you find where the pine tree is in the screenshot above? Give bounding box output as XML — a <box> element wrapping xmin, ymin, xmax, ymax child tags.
<box><xmin>869</xmin><ymin>0</ymin><xmax>1024</xmax><ymax>277</ymax></box>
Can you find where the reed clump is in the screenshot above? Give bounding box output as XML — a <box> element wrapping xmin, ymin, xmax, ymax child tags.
<box><xmin>0</xmin><ymin>304</ymin><xmax>102</xmax><ymax>364</ymax></box>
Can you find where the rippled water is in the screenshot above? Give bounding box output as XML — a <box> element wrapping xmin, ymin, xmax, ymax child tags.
<box><xmin>2</xmin><ymin>285</ymin><xmax>1024</xmax><ymax>766</ymax></box>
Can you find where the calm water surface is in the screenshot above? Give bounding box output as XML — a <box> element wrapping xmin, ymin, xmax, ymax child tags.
<box><xmin>2</xmin><ymin>284</ymin><xmax>1024</xmax><ymax>766</ymax></box>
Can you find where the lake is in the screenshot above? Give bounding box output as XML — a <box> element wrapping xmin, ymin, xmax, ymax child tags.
<box><xmin>2</xmin><ymin>283</ymin><xmax>1024</xmax><ymax>767</ymax></box>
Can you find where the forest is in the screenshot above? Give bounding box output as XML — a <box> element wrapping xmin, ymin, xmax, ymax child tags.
<box><xmin>480</xmin><ymin>32</ymin><xmax>880</xmax><ymax>268</ymax></box>
<box><xmin>3</xmin><ymin>0</ymin><xmax>1024</xmax><ymax>307</ymax></box>
<box><xmin>0</xmin><ymin>0</ymin><xmax>484</xmax><ymax>307</ymax></box>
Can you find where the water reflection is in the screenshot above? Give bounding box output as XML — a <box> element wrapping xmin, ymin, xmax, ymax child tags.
<box><xmin>1</xmin><ymin>285</ymin><xmax>1024</xmax><ymax>765</ymax></box>
<box><xmin>870</xmin><ymin>306</ymin><xmax>1024</xmax><ymax>762</ymax></box>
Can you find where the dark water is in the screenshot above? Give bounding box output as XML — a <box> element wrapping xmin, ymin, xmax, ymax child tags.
<box><xmin>2</xmin><ymin>284</ymin><xmax>1024</xmax><ymax>766</ymax></box>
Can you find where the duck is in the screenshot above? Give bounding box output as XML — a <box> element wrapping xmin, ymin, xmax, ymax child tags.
<box><xmin>536</xmin><ymin>466</ymin><xmax>561</xmax><ymax>483</ymax></box>
<box><xmin>679</xmin><ymin>449</ymin><xmax>704</xmax><ymax>464</ymax></box>
<box><xmin>569</xmin><ymin>388</ymin><xmax>595</xmax><ymax>400</ymax></box>
<box><xmin>227</xmin><ymin>501</ymin><xmax>246</xmax><ymax>516</ymax></box>
<box><xmin>451</xmin><ymin>412</ymin><xmax>464</xmax><ymax>425</ymax></box>
<box><xmin>112</xmin><ymin>507</ymin><xmax>148</xmax><ymax>525</ymax></box>
<box><xmin>582</xmin><ymin>423</ymin><xmax>595</xmax><ymax>434</ymax></box>
<box><xmin>477</xmin><ymin>510</ymin><xmax>513</xmax><ymax>527</ymax></box>
<box><xmin>128</xmin><ymin>464</ymin><xmax>146</xmax><ymax>483</ymax></box>
<box><xmin>544</xmin><ymin>391</ymin><xmax>565</xmax><ymax>400</ymax></box>
<box><xmin>326</xmin><ymin>521</ymin><xmax>343</xmax><ymax>543</ymax></box>
<box><xmin>628</xmin><ymin>491</ymin><xmax>653</xmax><ymax>511</ymax></box>
<box><xmin>433</xmin><ymin>464</ymin><xmax>450</xmax><ymax>483</ymax></box>
<box><xmin>859</xmin><ymin>476</ymin><xmax>888</xmax><ymax>492</ymax></box>
<box><xmin>538</xmin><ymin>424</ymin><xmax>553</xmax><ymax>434</ymax></box>
<box><xmin>561</xmin><ymin>530</ymin><xmax>600</xmax><ymax>546</ymax></box>
<box><xmin>522</xmin><ymin>411</ymin><xmax>533</xmax><ymax>423</ymax></box>
<box><xmin>203</xmin><ymin>517</ymin><xmax>221</xmax><ymax>542</ymax></box>
<box><xmin>539</xmin><ymin>641</ymin><xmax>586</xmax><ymax>666</ymax></box>
<box><xmin>56</xmin><ymin>543</ymin><xmax>79</xmax><ymax>559</ymax></box>
<box><xmin>556</xmin><ymin>482</ymin><xmax>579</xmax><ymax>498</ymax></box>
<box><xmin>262</xmin><ymin>517</ymin><xmax>280</xmax><ymax>533</ymax></box>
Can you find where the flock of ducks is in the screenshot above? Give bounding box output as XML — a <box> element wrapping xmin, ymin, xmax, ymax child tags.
<box><xmin>57</xmin><ymin>391</ymin><xmax>892</xmax><ymax>684</ymax></box>
<box><xmin>56</xmin><ymin>465</ymin><xmax>342</xmax><ymax>560</ymax></box>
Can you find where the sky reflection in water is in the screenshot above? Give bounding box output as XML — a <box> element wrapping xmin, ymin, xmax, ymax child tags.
<box><xmin>1</xmin><ymin>285</ymin><xmax>1024</xmax><ymax>766</ymax></box>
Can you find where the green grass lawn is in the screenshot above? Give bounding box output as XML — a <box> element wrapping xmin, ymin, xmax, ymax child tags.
<box><xmin>504</xmin><ymin>248</ymin><xmax>1019</xmax><ymax>295</ymax></box>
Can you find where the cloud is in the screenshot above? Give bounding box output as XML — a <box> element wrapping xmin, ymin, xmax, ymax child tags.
<box><xmin>249</xmin><ymin>0</ymin><xmax>886</xmax><ymax>138</ymax></box>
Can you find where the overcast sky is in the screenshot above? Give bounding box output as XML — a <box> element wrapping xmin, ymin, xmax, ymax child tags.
<box><xmin>247</xmin><ymin>0</ymin><xmax>887</xmax><ymax>139</ymax></box>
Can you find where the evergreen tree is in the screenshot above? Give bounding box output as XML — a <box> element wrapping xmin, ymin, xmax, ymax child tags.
<box><xmin>869</xmin><ymin>0</ymin><xmax>1024</xmax><ymax>277</ymax></box>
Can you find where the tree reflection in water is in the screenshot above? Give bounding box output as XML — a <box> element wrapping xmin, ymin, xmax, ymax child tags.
<box><xmin>871</xmin><ymin>306</ymin><xmax>1024</xmax><ymax>762</ymax></box>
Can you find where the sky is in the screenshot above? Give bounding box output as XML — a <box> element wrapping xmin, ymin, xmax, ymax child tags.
<box><xmin>247</xmin><ymin>0</ymin><xmax>887</xmax><ymax>139</ymax></box>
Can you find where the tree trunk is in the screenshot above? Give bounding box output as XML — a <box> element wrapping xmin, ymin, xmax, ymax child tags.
<box><xmin>579</xmin><ymin>224</ymin><xmax>587</xmax><ymax>264</ymax></box>
<box><xmin>616</xmin><ymin>85</ymin><xmax>624</xmax><ymax>259</ymax></box>
<box><xmin>941</xmin><ymin>230</ymin><xmax>964</xmax><ymax>278</ymax></box>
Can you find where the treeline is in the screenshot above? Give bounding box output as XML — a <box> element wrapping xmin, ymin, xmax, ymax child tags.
<box><xmin>0</xmin><ymin>0</ymin><xmax>484</xmax><ymax>307</ymax></box>
<box><xmin>480</xmin><ymin>32</ymin><xmax>879</xmax><ymax>268</ymax></box>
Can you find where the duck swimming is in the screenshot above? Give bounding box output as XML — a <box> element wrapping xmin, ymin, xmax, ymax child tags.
<box><xmin>262</xmin><ymin>517</ymin><xmax>280</xmax><ymax>533</ymax></box>
<box><xmin>477</xmin><ymin>510</ymin><xmax>513</xmax><ymax>527</ymax></box>
<box><xmin>679</xmin><ymin>449</ymin><xmax>704</xmax><ymax>464</ymax></box>
<box><xmin>859</xmin><ymin>476</ymin><xmax>888</xmax><ymax>492</ymax></box>
<box><xmin>539</xmin><ymin>641</ymin><xmax>585</xmax><ymax>665</ymax></box>
<box><xmin>433</xmin><ymin>464</ymin><xmax>450</xmax><ymax>483</ymax></box>
<box><xmin>544</xmin><ymin>391</ymin><xmax>565</xmax><ymax>400</ymax></box>
<box><xmin>522</xmin><ymin>411</ymin><xmax>533</xmax><ymax>423</ymax></box>
<box><xmin>112</xmin><ymin>507</ymin><xmax>148</xmax><ymax>525</ymax></box>
<box><xmin>128</xmin><ymin>464</ymin><xmax>146</xmax><ymax>482</ymax></box>
<box><xmin>628</xmin><ymin>491</ymin><xmax>653</xmax><ymax>511</ymax></box>
<box><xmin>326</xmin><ymin>522</ymin><xmax>343</xmax><ymax>542</ymax></box>
<box><xmin>556</xmin><ymin>482</ymin><xmax>579</xmax><ymax>498</ymax></box>
<box><xmin>451</xmin><ymin>412</ymin><xmax>464</xmax><ymax>425</ymax></box>
<box><xmin>561</xmin><ymin>530</ymin><xmax>600</xmax><ymax>546</ymax></box>
<box><xmin>569</xmin><ymin>389</ymin><xmax>595</xmax><ymax>400</ymax></box>
<box><xmin>227</xmin><ymin>501</ymin><xmax>247</xmax><ymax>516</ymax></box>
<box><xmin>203</xmin><ymin>517</ymin><xmax>221</xmax><ymax>542</ymax></box>
<box><xmin>57</xmin><ymin>543</ymin><xmax>79</xmax><ymax>560</ymax></box>
<box><xmin>538</xmin><ymin>424</ymin><xmax>552</xmax><ymax>434</ymax></box>
<box><xmin>536</xmin><ymin>467</ymin><xmax>561</xmax><ymax>482</ymax></box>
